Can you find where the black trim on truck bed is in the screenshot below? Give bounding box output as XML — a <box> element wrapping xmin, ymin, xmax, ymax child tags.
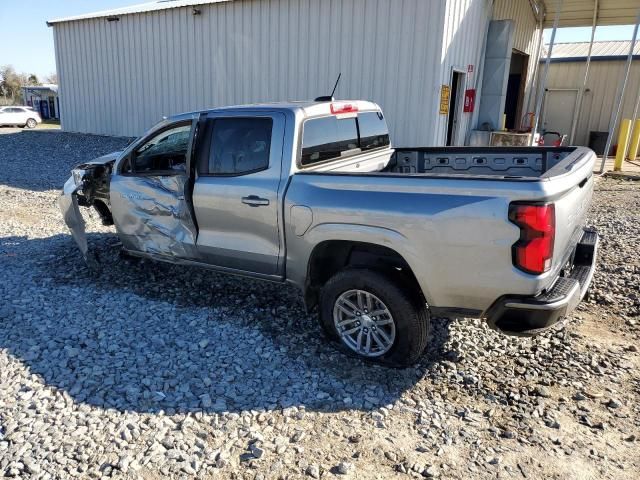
<box><xmin>388</xmin><ymin>147</ymin><xmax>579</xmax><ymax>179</ymax></box>
<box><xmin>484</xmin><ymin>228</ymin><xmax>599</xmax><ymax>336</ymax></box>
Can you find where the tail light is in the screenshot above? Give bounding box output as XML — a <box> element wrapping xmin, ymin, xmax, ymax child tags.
<box><xmin>509</xmin><ymin>203</ymin><xmax>555</xmax><ymax>275</ymax></box>
<box><xmin>330</xmin><ymin>102</ymin><xmax>358</xmax><ymax>115</ymax></box>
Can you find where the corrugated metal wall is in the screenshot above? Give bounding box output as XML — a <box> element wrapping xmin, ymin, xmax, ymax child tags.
<box><xmin>53</xmin><ymin>0</ymin><xmax>447</xmax><ymax>146</ymax></box>
<box><xmin>493</xmin><ymin>0</ymin><xmax>538</xmax><ymax>54</ymax></box>
<box><xmin>438</xmin><ymin>0</ymin><xmax>492</xmax><ymax>145</ymax></box>
<box><xmin>493</xmin><ymin>0</ymin><xmax>541</xmax><ymax>114</ymax></box>
<box><xmin>436</xmin><ymin>0</ymin><xmax>540</xmax><ymax>144</ymax></box>
<box><xmin>542</xmin><ymin>60</ymin><xmax>640</xmax><ymax>146</ymax></box>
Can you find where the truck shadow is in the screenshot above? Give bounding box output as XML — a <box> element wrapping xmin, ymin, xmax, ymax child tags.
<box><xmin>0</xmin><ymin>232</ymin><xmax>456</xmax><ymax>415</ymax></box>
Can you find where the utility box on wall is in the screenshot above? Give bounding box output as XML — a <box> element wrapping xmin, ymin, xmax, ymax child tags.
<box><xmin>464</xmin><ymin>89</ymin><xmax>476</xmax><ymax>113</ymax></box>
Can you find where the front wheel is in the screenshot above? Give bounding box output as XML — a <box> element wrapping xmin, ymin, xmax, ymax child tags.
<box><xmin>319</xmin><ymin>269</ymin><xmax>430</xmax><ymax>367</ymax></box>
<box><xmin>26</xmin><ymin>118</ymin><xmax>37</xmax><ymax>129</ymax></box>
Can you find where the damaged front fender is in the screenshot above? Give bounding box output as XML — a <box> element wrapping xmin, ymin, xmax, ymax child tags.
<box><xmin>58</xmin><ymin>153</ymin><xmax>119</xmax><ymax>266</ymax></box>
<box><xmin>58</xmin><ymin>175</ymin><xmax>97</xmax><ymax>266</ymax></box>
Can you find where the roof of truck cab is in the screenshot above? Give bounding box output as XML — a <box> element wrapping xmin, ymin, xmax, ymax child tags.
<box><xmin>173</xmin><ymin>99</ymin><xmax>382</xmax><ymax>119</ymax></box>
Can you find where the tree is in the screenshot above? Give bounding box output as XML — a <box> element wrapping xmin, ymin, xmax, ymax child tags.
<box><xmin>26</xmin><ymin>73</ymin><xmax>39</xmax><ymax>85</ymax></box>
<box><xmin>0</xmin><ymin>65</ymin><xmax>22</xmax><ymax>102</ymax></box>
<box><xmin>0</xmin><ymin>65</ymin><xmax>43</xmax><ymax>104</ymax></box>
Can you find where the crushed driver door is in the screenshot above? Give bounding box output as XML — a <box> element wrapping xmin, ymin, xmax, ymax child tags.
<box><xmin>109</xmin><ymin>115</ymin><xmax>201</xmax><ymax>260</ymax></box>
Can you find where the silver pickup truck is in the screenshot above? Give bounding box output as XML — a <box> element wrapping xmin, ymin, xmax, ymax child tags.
<box><xmin>60</xmin><ymin>99</ymin><xmax>598</xmax><ymax>366</ymax></box>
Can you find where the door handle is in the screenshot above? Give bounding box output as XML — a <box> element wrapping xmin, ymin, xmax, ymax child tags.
<box><xmin>241</xmin><ymin>195</ymin><xmax>270</xmax><ymax>207</ymax></box>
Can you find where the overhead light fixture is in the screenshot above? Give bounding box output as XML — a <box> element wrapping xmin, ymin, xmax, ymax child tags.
<box><xmin>106</xmin><ymin>16</ymin><xmax>120</xmax><ymax>22</ymax></box>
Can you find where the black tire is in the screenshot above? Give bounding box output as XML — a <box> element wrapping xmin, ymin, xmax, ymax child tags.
<box><xmin>26</xmin><ymin>118</ymin><xmax>37</xmax><ymax>129</ymax></box>
<box><xmin>319</xmin><ymin>268</ymin><xmax>430</xmax><ymax>367</ymax></box>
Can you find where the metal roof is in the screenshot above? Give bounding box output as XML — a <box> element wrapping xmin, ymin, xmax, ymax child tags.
<box><xmin>543</xmin><ymin>40</ymin><xmax>640</xmax><ymax>59</ymax></box>
<box><xmin>47</xmin><ymin>0</ymin><xmax>232</xmax><ymax>25</ymax></box>
<box><xmin>22</xmin><ymin>84</ymin><xmax>59</xmax><ymax>94</ymax></box>
<box><xmin>543</xmin><ymin>0</ymin><xmax>639</xmax><ymax>28</ymax></box>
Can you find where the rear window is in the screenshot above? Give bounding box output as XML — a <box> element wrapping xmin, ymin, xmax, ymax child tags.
<box><xmin>301</xmin><ymin>111</ymin><xmax>390</xmax><ymax>166</ymax></box>
<box><xmin>301</xmin><ymin>116</ymin><xmax>359</xmax><ymax>166</ymax></box>
<box><xmin>358</xmin><ymin>111</ymin><xmax>390</xmax><ymax>151</ymax></box>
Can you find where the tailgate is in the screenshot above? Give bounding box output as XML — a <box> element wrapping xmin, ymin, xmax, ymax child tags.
<box><xmin>543</xmin><ymin>148</ymin><xmax>596</xmax><ymax>275</ymax></box>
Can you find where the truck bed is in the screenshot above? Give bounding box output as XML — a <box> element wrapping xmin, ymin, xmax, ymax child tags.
<box><xmin>384</xmin><ymin>146</ymin><xmax>586</xmax><ymax>179</ymax></box>
<box><xmin>288</xmin><ymin>146</ymin><xmax>596</xmax><ymax>315</ymax></box>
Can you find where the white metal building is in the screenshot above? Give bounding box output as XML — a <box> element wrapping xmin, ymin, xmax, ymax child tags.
<box><xmin>48</xmin><ymin>0</ymin><xmax>545</xmax><ymax>146</ymax></box>
<box><xmin>540</xmin><ymin>41</ymin><xmax>640</xmax><ymax>148</ymax></box>
<box><xmin>47</xmin><ymin>0</ymin><xmax>639</xmax><ymax>150</ymax></box>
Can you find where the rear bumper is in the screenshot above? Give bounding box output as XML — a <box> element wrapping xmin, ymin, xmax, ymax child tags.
<box><xmin>485</xmin><ymin>228</ymin><xmax>598</xmax><ymax>335</ymax></box>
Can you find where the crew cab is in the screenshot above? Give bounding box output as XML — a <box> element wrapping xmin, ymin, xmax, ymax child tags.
<box><xmin>59</xmin><ymin>99</ymin><xmax>598</xmax><ymax>366</ymax></box>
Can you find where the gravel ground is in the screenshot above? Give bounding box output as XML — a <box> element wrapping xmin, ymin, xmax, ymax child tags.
<box><xmin>1</xmin><ymin>130</ymin><xmax>638</xmax><ymax>479</ymax></box>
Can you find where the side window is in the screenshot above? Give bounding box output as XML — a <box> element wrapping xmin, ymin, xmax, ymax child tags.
<box><xmin>200</xmin><ymin>117</ymin><xmax>273</xmax><ymax>175</ymax></box>
<box><xmin>358</xmin><ymin>111</ymin><xmax>390</xmax><ymax>151</ymax></box>
<box><xmin>132</xmin><ymin>123</ymin><xmax>191</xmax><ymax>174</ymax></box>
<box><xmin>301</xmin><ymin>116</ymin><xmax>359</xmax><ymax>166</ymax></box>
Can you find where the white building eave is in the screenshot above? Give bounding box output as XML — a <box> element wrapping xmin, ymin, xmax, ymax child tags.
<box><xmin>47</xmin><ymin>0</ymin><xmax>233</xmax><ymax>26</ymax></box>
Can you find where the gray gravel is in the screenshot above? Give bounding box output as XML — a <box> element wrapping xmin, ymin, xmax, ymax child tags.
<box><xmin>1</xmin><ymin>130</ymin><xmax>638</xmax><ymax>479</ymax></box>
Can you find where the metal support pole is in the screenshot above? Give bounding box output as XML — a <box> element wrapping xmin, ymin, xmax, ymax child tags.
<box><xmin>569</xmin><ymin>0</ymin><xmax>598</xmax><ymax>145</ymax></box>
<box><xmin>628</xmin><ymin>80</ymin><xmax>640</xmax><ymax>161</ymax></box>
<box><xmin>632</xmin><ymin>77</ymin><xmax>640</xmax><ymax>124</ymax></box>
<box><xmin>599</xmin><ymin>9</ymin><xmax>640</xmax><ymax>173</ymax></box>
<box><xmin>524</xmin><ymin>1</ymin><xmax>545</xmax><ymax>125</ymax></box>
<box><xmin>530</xmin><ymin>0</ymin><xmax>564</xmax><ymax>145</ymax></box>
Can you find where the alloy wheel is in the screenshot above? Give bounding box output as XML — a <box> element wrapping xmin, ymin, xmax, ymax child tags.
<box><xmin>332</xmin><ymin>289</ymin><xmax>396</xmax><ymax>357</ymax></box>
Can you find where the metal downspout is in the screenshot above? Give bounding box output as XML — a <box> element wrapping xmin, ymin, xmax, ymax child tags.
<box><xmin>530</xmin><ymin>0</ymin><xmax>564</xmax><ymax>146</ymax></box>
<box><xmin>569</xmin><ymin>0</ymin><xmax>598</xmax><ymax>145</ymax></box>
<box><xmin>598</xmin><ymin>9</ymin><xmax>640</xmax><ymax>173</ymax></box>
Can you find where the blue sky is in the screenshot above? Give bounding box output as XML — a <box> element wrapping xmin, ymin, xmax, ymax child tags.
<box><xmin>0</xmin><ymin>1</ymin><xmax>135</xmax><ymax>79</ymax></box>
<box><xmin>543</xmin><ymin>24</ymin><xmax>638</xmax><ymax>44</ymax></box>
<box><xmin>0</xmin><ymin>1</ymin><xmax>638</xmax><ymax>80</ymax></box>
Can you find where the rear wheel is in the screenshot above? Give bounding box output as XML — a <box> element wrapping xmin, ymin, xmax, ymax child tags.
<box><xmin>26</xmin><ymin>118</ymin><xmax>37</xmax><ymax>129</ymax></box>
<box><xmin>319</xmin><ymin>269</ymin><xmax>429</xmax><ymax>367</ymax></box>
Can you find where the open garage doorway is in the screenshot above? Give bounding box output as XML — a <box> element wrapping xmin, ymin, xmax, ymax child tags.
<box><xmin>446</xmin><ymin>69</ymin><xmax>467</xmax><ymax>146</ymax></box>
<box><xmin>504</xmin><ymin>50</ymin><xmax>529</xmax><ymax>130</ymax></box>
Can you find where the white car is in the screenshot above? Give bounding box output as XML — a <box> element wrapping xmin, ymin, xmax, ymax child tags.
<box><xmin>0</xmin><ymin>106</ymin><xmax>42</xmax><ymax>128</ymax></box>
